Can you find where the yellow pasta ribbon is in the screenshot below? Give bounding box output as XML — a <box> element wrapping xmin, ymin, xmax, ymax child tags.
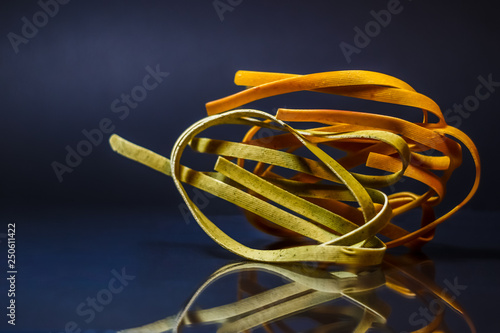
<box><xmin>109</xmin><ymin>69</ymin><xmax>480</xmax><ymax>264</ymax></box>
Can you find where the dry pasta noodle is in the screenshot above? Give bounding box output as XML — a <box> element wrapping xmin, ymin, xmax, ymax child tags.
<box><xmin>109</xmin><ymin>69</ymin><xmax>480</xmax><ymax>264</ymax></box>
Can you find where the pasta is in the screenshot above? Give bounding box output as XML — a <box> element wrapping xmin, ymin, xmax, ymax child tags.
<box><xmin>109</xmin><ymin>70</ymin><xmax>480</xmax><ymax>265</ymax></box>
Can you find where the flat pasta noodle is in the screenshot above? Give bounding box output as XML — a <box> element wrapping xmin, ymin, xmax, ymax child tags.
<box><xmin>109</xmin><ymin>69</ymin><xmax>480</xmax><ymax>264</ymax></box>
<box><xmin>205</xmin><ymin>70</ymin><xmax>480</xmax><ymax>249</ymax></box>
<box><xmin>110</xmin><ymin>109</ymin><xmax>391</xmax><ymax>265</ymax></box>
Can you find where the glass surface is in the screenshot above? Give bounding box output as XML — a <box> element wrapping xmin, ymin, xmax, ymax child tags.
<box><xmin>1</xmin><ymin>209</ymin><xmax>498</xmax><ymax>333</ymax></box>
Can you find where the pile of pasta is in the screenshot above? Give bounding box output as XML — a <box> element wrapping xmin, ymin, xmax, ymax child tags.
<box><xmin>110</xmin><ymin>70</ymin><xmax>480</xmax><ymax>266</ymax></box>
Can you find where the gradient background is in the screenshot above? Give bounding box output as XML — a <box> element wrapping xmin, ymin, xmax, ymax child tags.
<box><xmin>1</xmin><ymin>0</ymin><xmax>499</xmax><ymax>332</ymax></box>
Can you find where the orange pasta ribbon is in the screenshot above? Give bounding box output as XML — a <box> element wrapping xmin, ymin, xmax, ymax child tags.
<box><xmin>110</xmin><ymin>69</ymin><xmax>480</xmax><ymax>265</ymax></box>
<box><xmin>206</xmin><ymin>70</ymin><xmax>480</xmax><ymax>249</ymax></box>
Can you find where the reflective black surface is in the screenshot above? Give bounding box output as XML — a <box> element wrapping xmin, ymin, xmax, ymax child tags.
<box><xmin>1</xmin><ymin>208</ymin><xmax>499</xmax><ymax>332</ymax></box>
<box><xmin>1</xmin><ymin>1</ymin><xmax>500</xmax><ymax>332</ymax></box>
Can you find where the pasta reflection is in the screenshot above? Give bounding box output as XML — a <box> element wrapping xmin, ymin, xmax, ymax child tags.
<box><xmin>119</xmin><ymin>253</ymin><xmax>475</xmax><ymax>333</ymax></box>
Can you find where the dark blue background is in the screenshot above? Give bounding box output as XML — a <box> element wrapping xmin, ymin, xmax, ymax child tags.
<box><xmin>1</xmin><ymin>0</ymin><xmax>499</xmax><ymax>211</ymax></box>
<box><xmin>1</xmin><ymin>1</ymin><xmax>499</xmax><ymax>332</ymax></box>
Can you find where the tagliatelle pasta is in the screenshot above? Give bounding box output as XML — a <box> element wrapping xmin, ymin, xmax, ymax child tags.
<box><xmin>109</xmin><ymin>69</ymin><xmax>480</xmax><ymax>264</ymax></box>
